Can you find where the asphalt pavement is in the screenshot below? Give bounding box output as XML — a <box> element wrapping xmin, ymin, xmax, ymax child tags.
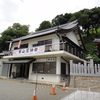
<box><xmin>0</xmin><ymin>78</ymin><xmax>73</xmax><ymax>100</ymax></box>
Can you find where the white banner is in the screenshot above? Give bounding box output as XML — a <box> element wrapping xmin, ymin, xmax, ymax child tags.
<box><xmin>13</xmin><ymin>45</ymin><xmax>45</xmax><ymax>56</ymax></box>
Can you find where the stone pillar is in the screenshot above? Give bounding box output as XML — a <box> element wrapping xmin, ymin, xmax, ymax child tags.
<box><xmin>90</xmin><ymin>59</ymin><xmax>94</xmax><ymax>74</ymax></box>
<box><xmin>56</xmin><ymin>56</ymin><xmax>61</xmax><ymax>74</ymax></box>
<box><xmin>70</xmin><ymin>60</ymin><xmax>73</xmax><ymax>74</ymax></box>
<box><xmin>78</xmin><ymin>62</ymin><xmax>81</xmax><ymax>74</ymax></box>
<box><xmin>56</xmin><ymin>57</ymin><xmax>61</xmax><ymax>82</ymax></box>
<box><xmin>28</xmin><ymin>63</ymin><xmax>32</xmax><ymax>80</ymax></box>
<box><xmin>84</xmin><ymin>61</ymin><xmax>87</xmax><ymax>66</ymax></box>
<box><xmin>90</xmin><ymin>59</ymin><xmax>94</xmax><ymax>66</ymax></box>
<box><xmin>0</xmin><ymin>60</ymin><xmax>2</xmax><ymax>76</ymax></box>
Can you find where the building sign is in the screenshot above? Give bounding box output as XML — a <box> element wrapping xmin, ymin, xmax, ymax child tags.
<box><xmin>13</xmin><ymin>45</ymin><xmax>45</xmax><ymax>56</ymax></box>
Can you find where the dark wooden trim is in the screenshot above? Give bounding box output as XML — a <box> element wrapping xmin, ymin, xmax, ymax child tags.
<box><xmin>62</xmin><ymin>36</ymin><xmax>83</xmax><ymax>51</ymax></box>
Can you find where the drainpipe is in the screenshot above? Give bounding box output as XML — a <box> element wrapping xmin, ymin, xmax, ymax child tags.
<box><xmin>61</xmin><ymin>57</ymin><xmax>70</xmax><ymax>75</ymax></box>
<box><xmin>61</xmin><ymin>57</ymin><xmax>70</xmax><ymax>86</ymax></box>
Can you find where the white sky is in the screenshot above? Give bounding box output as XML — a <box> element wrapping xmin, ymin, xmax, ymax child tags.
<box><xmin>0</xmin><ymin>0</ymin><xmax>100</xmax><ymax>33</ymax></box>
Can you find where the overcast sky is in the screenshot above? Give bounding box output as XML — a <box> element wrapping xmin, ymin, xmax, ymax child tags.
<box><xmin>0</xmin><ymin>0</ymin><xmax>100</xmax><ymax>33</ymax></box>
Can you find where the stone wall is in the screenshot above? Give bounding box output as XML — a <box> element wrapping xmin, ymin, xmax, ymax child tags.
<box><xmin>69</xmin><ymin>75</ymin><xmax>100</xmax><ymax>88</ymax></box>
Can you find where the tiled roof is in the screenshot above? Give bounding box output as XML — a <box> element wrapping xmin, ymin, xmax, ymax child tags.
<box><xmin>12</xmin><ymin>20</ymin><xmax>78</xmax><ymax>42</ymax></box>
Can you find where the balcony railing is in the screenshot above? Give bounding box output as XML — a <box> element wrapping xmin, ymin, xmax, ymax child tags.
<box><xmin>45</xmin><ymin>42</ymin><xmax>84</xmax><ymax>59</ymax></box>
<box><xmin>10</xmin><ymin>42</ymin><xmax>84</xmax><ymax>59</ymax></box>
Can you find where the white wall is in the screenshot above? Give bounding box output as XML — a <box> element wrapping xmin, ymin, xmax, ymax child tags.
<box><xmin>28</xmin><ymin>57</ymin><xmax>57</xmax><ymax>82</ymax></box>
<box><xmin>0</xmin><ymin>59</ymin><xmax>2</xmax><ymax>76</ymax></box>
<box><xmin>66</xmin><ymin>31</ymin><xmax>80</xmax><ymax>46</ymax></box>
<box><xmin>0</xmin><ymin>58</ymin><xmax>9</xmax><ymax>76</ymax></box>
<box><xmin>56</xmin><ymin>57</ymin><xmax>61</xmax><ymax>75</ymax></box>
<box><xmin>11</xmin><ymin>64</ymin><xmax>16</xmax><ymax>73</ymax></box>
<box><xmin>12</xmin><ymin>34</ymin><xmax>59</xmax><ymax>50</ymax></box>
<box><xmin>28</xmin><ymin>57</ymin><xmax>68</xmax><ymax>83</ymax></box>
<box><xmin>29</xmin><ymin>73</ymin><xmax>60</xmax><ymax>83</ymax></box>
<box><xmin>29</xmin><ymin>58</ymin><xmax>60</xmax><ymax>82</ymax></box>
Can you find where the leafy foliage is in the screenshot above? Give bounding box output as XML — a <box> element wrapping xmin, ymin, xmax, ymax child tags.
<box><xmin>36</xmin><ymin>7</ymin><xmax>100</xmax><ymax>35</ymax></box>
<box><xmin>35</xmin><ymin>21</ymin><xmax>52</xmax><ymax>31</ymax></box>
<box><xmin>36</xmin><ymin>7</ymin><xmax>100</xmax><ymax>62</ymax></box>
<box><xmin>0</xmin><ymin>23</ymin><xmax>29</xmax><ymax>52</ymax></box>
<box><xmin>52</xmin><ymin>14</ymin><xmax>67</xmax><ymax>26</ymax></box>
<box><xmin>0</xmin><ymin>7</ymin><xmax>100</xmax><ymax>62</ymax></box>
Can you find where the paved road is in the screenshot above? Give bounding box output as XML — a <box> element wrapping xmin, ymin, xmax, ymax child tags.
<box><xmin>61</xmin><ymin>90</ymin><xmax>100</xmax><ymax>100</ymax></box>
<box><xmin>0</xmin><ymin>79</ymin><xmax>73</xmax><ymax>100</ymax></box>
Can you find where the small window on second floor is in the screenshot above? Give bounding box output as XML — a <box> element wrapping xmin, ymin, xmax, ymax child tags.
<box><xmin>14</xmin><ymin>47</ymin><xmax>18</xmax><ymax>50</ymax></box>
<box><xmin>20</xmin><ymin>43</ymin><xmax>28</xmax><ymax>49</ymax></box>
<box><xmin>45</xmin><ymin>39</ymin><xmax>52</xmax><ymax>45</ymax></box>
<box><xmin>14</xmin><ymin>43</ymin><xmax>28</xmax><ymax>50</ymax></box>
<box><xmin>32</xmin><ymin>44</ymin><xmax>38</xmax><ymax>47</ymax></box>
<box><xmin>38</xmin><ymin>39</ymin><xmax>52</xmax><ymax>46</ymax></box>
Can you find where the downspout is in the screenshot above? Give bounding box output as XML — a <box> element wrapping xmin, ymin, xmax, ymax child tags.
<box><xmin>61</xmin><ymin>57</ymin><xmax>70</xmax><ymax>75</ymax></box>
<box><xmin>61</xmin><ymin>56</ymin><xmax>70</xmax><ymax>86</ymax></box>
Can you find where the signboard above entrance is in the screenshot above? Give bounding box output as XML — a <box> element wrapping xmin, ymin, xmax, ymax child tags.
<box><xmin>13</xmin><ymin>45</ymin><xmax>45</xmax><ymax>56</ymax></box>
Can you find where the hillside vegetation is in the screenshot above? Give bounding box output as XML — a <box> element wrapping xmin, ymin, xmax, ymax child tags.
<box><xmin>36</xmin><ymin>7</ymin><xmax>100</xmax><ymax>62</ymax></box>
<box><xmin>0</xmin><ymin>7</ymin><xmax>100</xmax><ymax>62</ymax></box>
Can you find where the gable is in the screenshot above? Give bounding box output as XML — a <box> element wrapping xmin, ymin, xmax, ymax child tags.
<box><xmin>66</xmin><ymin>31</ymin><xmax>80</xmax><ymax>46</ymax></box>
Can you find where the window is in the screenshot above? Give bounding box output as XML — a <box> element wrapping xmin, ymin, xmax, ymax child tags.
<box><xmin>14</xmin><ymin>47</ymin><xmax>18</xmax><ymax>50</ymax></box>
<box><xmin>50</xmin><ymin>62</ymin><xmax>56</xmax><ymax>74</ymax></box>
<box><xmin>32</xmin><ymin>44</ymin><xmax>38</xmax><ymax>47</ymax></box>
<box><xmin>38</xmin><ymin>39</ymin><xmax>52</xmax><ymax>46</ymax></box>
<box><xmin>38</xmin><ymin>63</ymin><xmax>44</xmax><ymax>73</ymax></box>
<box><xmin>45</xmin><ymin>39</ymin><xmax>52</xmax><ymax>45</ymax></box>
<box><xmin>32</xmin><ymin>62</ymin><xmax>56</xmax><ymax>74</ymax></box>
<box><xmin>20</xmin><ymin>44</ymin><xmax>28</xmax><ymax>49</ymax></box>
<box><xmin>32</xmin><ymin>63</ymin><xmax>37</xmax><ymax>73</ymax></box>
<box><xmin>32</xmin><ymin>63</ymin><xmax>44</xmax><ymax>73</ymax></box>
<box><xmin>44</xmin><ymin>63</ymin><xmax>50</xmax><ymax>73</ymax></box>
<box><xmin>38</xmin><ymin>39</ymin><xmax>52</xmax><ymax>51</ymax></box>
<box><xmin>14</xmin><ymin>43</ymin><xmax>28</xmax><ymax>50</ymax></box>
<box><xmin>38</xmin><ymin>41</ymin><xmax>45</xmax><ymax>46</ymax></box>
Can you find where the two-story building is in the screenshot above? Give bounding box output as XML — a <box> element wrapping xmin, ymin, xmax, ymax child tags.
<box><xmin>3</xmin><ymin>20</ymin><xmax>86</xmax><ymax>83</ymax></box>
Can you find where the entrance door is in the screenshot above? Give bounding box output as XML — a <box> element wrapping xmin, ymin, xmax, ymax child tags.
<box><xmin>61</xmin><ymin>63</ymin><xmax>66</xmax><ymax>74</ymax></box>
<box><xmin>16</xmin><ymin>63</ymin><xmax>29</xmax><ymax>78</ymax></box>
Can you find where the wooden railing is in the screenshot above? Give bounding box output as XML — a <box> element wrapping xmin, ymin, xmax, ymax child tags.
<box><xmin>45</xmin><ymin>42</ymin><xmax>84</xmax><ymax>59</ymax></box>
<box><xmin>60</xmin><ymin>42</ymin><xmax>84</xmax><ymax>59</ymax></box>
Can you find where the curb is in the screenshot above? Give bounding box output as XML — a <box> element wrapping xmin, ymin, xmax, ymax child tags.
<box><xmin>0</xmin><ymin>76</ymin><xmax>8</xmax><ymax>79</ymax></box>
<box><xmin>0</xmin><ymin>76</ymin><xmax>24</xmax><ymax>82</ymax></box>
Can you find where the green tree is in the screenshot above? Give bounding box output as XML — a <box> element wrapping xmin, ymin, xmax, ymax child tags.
<box><xmin>52</xmin><ymin>14</ymin><xmax>67</xmax><ymax>26</ymax></box>
<box><xmin>0</xmin><ymin>23</ymin><xmax>29</xmax><ymax>52</ymax></box>
<box><xmin>84</xmin><ymin>42</ymin><xmax>100</xmax><ymax>63</ymax></box>
<box><xmin>35</xmin><ymin>21</ymin><xmax>52</xmax><ymax>31</ymax></box>
<box><xmin>35</xmin><ymin>7</ymin><xmax>100</xmax><ymax>61</ymax></box>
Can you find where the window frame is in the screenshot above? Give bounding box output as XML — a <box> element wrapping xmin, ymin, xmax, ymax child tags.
<box><xmin>14</xmin><ymin>43</ymin><xmax>28</xmax><ymax>50</ymax></box>
<box><xmin>32</xmin><ymin>62</ymin><xmax>56</xmax><ymax>74</ymax></box>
